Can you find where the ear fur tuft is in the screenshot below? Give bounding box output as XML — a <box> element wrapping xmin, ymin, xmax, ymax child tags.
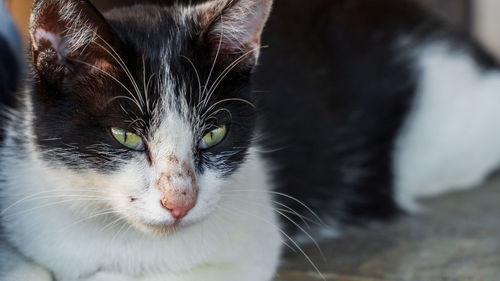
<box><xmin>30</xmin><ymin>0</ymin><xmax>119</xmax><ymax>85</ymax></box>
<box><xmin>196</xmin><ymin>0</ymin><xmax>273</xmax><ymax>67</ymax></box>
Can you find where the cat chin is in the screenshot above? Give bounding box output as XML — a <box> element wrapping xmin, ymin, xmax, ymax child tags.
<box><xmin>123</xmin><ymin>203</ymin><xmax>218</xmax><ymax>235</ymax></box>
<box><xmin>130</xmin><ymin>220</ymin><xmax>180</xmax><ymax>236</ymax></box>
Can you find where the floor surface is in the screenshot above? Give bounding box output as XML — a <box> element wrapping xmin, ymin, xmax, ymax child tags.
<box><xmin>276</xmin><ymin>176</ymin><xmax>500</xmax><ymax>281</ymax></box>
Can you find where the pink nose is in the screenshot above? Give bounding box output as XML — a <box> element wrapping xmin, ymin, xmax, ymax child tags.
<box><xmin>160</xmin><ymin>193</ymin><xmax>197</xmax><ymax>220</ymax></box>
<box><xmin>166</xmin><ymin>206</ymin><xmax>192</xmax><ymax>220</ymax></box>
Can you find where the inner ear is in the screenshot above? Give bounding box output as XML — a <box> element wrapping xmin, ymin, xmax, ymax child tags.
<box><xmin>196</xmin><ymin>0</ymin><xmax>273</xmax><ymax>68</ymax></box>
<box><xmin>30</xmin><ymin>0</ymin><xmax>120</xmax><ymax>85</ymax></box>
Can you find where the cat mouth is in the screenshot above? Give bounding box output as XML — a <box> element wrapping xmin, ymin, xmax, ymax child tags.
<box><xmin>132</xmin><ymin>219</ymin><xmax>181</xmax><ymax>235</ymax></box>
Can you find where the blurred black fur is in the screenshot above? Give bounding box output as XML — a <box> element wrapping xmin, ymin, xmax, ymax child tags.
<box><xmin>255</xmin><ymin>0</ymin><xmax>500</xmax><ymax>226</ymax></box>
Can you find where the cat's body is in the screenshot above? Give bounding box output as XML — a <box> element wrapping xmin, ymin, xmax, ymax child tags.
<box><xmin>2</xmin><ymin>0</ymin><xmax>500</xmax><ymax>281</ymax></box>
<box><xmin>258</xmin><ymin>0</ymin><xmax>500</xmax><ymax>225</ymax></box>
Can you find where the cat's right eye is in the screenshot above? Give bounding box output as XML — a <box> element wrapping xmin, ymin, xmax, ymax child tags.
<box><xmin>111</xmin><ymin>127</ymin><xmax>145</xmax><ymax>151</ymax></box>
<box><xmin>199</xmin><ymin>125</ymin><xmax>228</xmax><ymax>150</ymax></box>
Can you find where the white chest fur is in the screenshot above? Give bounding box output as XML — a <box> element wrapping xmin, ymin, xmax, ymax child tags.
<box><xmin>394</xmin><ymin>41</ymin><xmax>500</xmax><ymax>211</ymax></box>
<box><xmin>0</xmin><ymin>148</ymin><xmax>282</xmax><ymax>281</ymax></box>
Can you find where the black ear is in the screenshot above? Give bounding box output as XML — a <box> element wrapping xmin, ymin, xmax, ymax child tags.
<box><xmin>30</xmin><ymin>0</ymin><xmax>120</xmax><ymax>86</ymax></box>
<box><xmin>195</xmin><ymin>0</ymin><xmax>273</xmax><ymax>68</ymax></box>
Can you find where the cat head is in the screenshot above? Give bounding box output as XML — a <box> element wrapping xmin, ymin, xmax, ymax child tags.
<box><xmin>27</xmin><ymin>0</ymin><xmax>272</xmax><ymax>234</ymax></box>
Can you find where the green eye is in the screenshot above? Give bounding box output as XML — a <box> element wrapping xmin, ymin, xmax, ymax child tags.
<box><xmin>199</xmin><ymin>125</ymin><xmax>227</xmax><ymax>149</ymax></box>
<box><xmin>111</xmin><ymin>127</ymin><xmax>145</xmax><ymax>151</ymax></box>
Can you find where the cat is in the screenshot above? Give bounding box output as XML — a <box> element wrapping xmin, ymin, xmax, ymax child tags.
<box><xmin>2</xmin><ymin>0</ymin><xmax>500</xmax><ymax>280</ymax></box>
<box><xmin>256</xmin><ymin>0</ymin><xmax>500</xmax><ymax>225</ymax></box>
<box><xmin>1</xmin><ymin>2</ymin><xmax>55</xmax><ymax>280</ymax></box>
<box><xmin>0</xmin><ymin>0</ymin><xmax>280</xmax><ymax>280</ymax></box>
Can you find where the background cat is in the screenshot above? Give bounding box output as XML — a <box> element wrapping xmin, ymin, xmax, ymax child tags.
<box><xmin>255</xmin><ymin>0</ymin><xmax>500</xmax><ymax>230</ymax></box>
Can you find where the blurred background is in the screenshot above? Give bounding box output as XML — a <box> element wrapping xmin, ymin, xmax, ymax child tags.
<box><xmin>6</xmin><ymin>0</ymin><xmax>500</xmax><ymax>59</ymax></box>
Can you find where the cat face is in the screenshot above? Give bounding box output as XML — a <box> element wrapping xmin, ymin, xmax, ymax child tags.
<box><xmin>28</xmin><ymin>0</ymin><xmax>271</xmax><ymax>234</ymax></box>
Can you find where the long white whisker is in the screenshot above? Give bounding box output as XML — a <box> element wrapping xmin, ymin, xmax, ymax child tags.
<box><xmin>108</xmin><ymin>96</ymin><xmax>144</xmax><ymax>114</ymax></box>
<box><xmin>181</xmin><ymin>55</ymin><xmax>202</xmax><ymax>103</ymax></box>
<box><xmin>70</xmin><ymin>59</ymin><xmax>144</xmax><ymax>114</ymax></box>
<box><xmin>111</xmin><ymin>219</ymin><xmax>130</xmax><ymax>243</ymax></box>
<box><xmin>275</xmin><ymin>209</ymin><xmax>326</xmax><ymax>262</ymax></box>
<box><xmin>202</xmin><ymin>97</ymin><xmax>256</xmax><ymax>120</ymax></box>
<box><xmin>58</xmin><ymin>208</ymin><xmax>121</xmax><ymax>233</ymax></box>
<box><xmin>94</xmin><ymin>35</ymin><xmax>144</xmax><ymax>109</ymax></box>
<box><xmin>203</xmin><ymin>47</ymin><xmax>261</xmax><ymax>110</ymax></box>
<box><xmin>218</xmin><ymin>205</ymin><xmax>326</xmax><ymax>281</ymax></box>
<box><xmin>223</xmin><ymin>189</ymin><xmax>326</xmax><ymax>227</ymax></box>
<box><xmin>100</xmin><ymin>216</ymin><xmax>127</xmax><ymax>233</ymax></box>
<box><xmin>1</xmin><ymin>189</ymin><xmax>118</xmax><ymax>215</ymax></box>
<box><xmin>203</xmin><ymin>15</ymin><xmax>225</xmax><ymax>103</ymax></box>
<box><xmin>219</xmin><ymin>195</ymin><xmax>323</xmax><ymax>257</ymax></box>
<box><xmin>142</xmin><ymin>55</ymin><xmax>151</xmax><ymax>114</ymax></box>
<box><xmin>216</xmin><ymin>206</ymin><xmax>296</xmax><ymax>252</ymax></box>
<box><xmin>220</xmin><ymin>194</ymin><xmax>315</xmax><ymax>227</ymax></box>
<box><xmin>3</xmin><ymin>198</ymin><xmax>115</xmax><ymax>218</ymax></box>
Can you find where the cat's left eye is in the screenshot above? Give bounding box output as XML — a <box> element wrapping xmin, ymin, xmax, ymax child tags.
<box><xmin>111</xmin><ymin>127</ymin><xmax>145</xmax><ymax>151</ymax></box>
<box><xmin>199</xmin><ymin>125</ymin><xmax>227</xmax><ymax>150</ymax></box>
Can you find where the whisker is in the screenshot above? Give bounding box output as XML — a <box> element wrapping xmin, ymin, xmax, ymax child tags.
<box><xmin>203</xmin><ymin>15</ymin><xmax>225</xmax><ymax>103</ymax></box>
<box><xmin>202</xmin><ymin>98</ymin><xmax>256</xmax><ymax>120</ymax></box>
<box><xmin>207</xmin><ymin>107</ymin><xmax>233</xmax><ymax>124</ymax></box>
<box><xmin>215</xmin><ymin>206</ymin><xmax>297</xmax><ymax>252</ymax></box>
<box><xmin>58</xmin><ymin>208</ymin><xmax>120</xmax><ymax>233</ymax></box>
<box><xmin>142</xmin><ymin>55</ymin><xmax>151</xmax><ymax>114</ymax></box>
<box><xmin>100</xmin><ymin>216</ymin><xmax>127</xmax><ymax>233</ymax></box>
<box><xmin>70</xmin><ymin>59</ymin><xmax>144</xmax><ymax>114</ymax></box>
<box><xmin>108</xmin><ymin>95</ymin><xmax>144</xmax><ymax>114</ymax></box>
<box><xmin>275</xmin><ymin>209</ymin><xmax>326</xmax><ymax>262</ymax></box>
<box><xmin>202</xmin><ymin>47</ymin><xmax>263</xmax><ymax>110</ymax></box>
<box><xmin>111</xmin><ymin>219</ymin><xmax>130</xmax><ymax>243</ymax></box>
<box><xmin>219</xmin><ymin>195</ymin><xmax>324</xmax><ymax>257</ymax></box>
<box><xmin>180</xmin><ymin>55</ymin><xmax>202</xmax><ymax>104</ymax></box>
<box><xmin>218</xmin><ymin>205</ymin><xmax>326</xmax><ymax>281</ymax></box>
<box><xmin>1</xmin><ymin>189</ymin><xmax>118</xmax><ymax>215</ymax></box>
<box><xmin>3</xmin><ymin>198</ymin><xmax>115</xmax><ymax>218</ymax></box>
<box><xmin>223</xmin><ymin>189</ymin><xmax>326</xmax><ymax>227</ymax></box>
<box><xmin>93</xmin><ymin>34</ymin><xmax>144</xmax><ymax>110</ymax></box>
<box><xmin>220</xmin><ymin>194</ymin><xmax>315</xmax><ymax>227</ymax></box>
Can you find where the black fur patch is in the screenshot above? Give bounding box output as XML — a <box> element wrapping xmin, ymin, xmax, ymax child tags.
<box><xmin>30</xmin><ymin>1</ymin><xmax>258</xmax><ymax>175</ymax></box>
<box><xmin>256</xmin><ymin>0</ymin><xmax>436</xmax><ymax>224</ymax></box>
<box><xmin>257</xmin><ymin>0</ymin><xmax>500</xmax><ymax>227</ymax></box>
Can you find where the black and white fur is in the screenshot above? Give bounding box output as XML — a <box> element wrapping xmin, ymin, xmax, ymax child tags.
<box><xmin>257</xmin><ymin>0</ymin><xmax>500</xmax><ymax>230</ymax></box>
<box><xmin>2</xmin><ymin>0</ymin><xmax>500</xmax><ymax>280</ymax></box>
<box><xmin>1</xmin><ymin>0</ymin><xmax>280</xmax><ymax>280</ymax></box>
